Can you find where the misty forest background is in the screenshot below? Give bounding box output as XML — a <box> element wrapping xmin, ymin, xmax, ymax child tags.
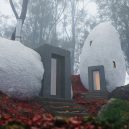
<box><xmin>0</xmin><ymin>0</ymin><xmax>129</xmax><ymax>74</ymax></box>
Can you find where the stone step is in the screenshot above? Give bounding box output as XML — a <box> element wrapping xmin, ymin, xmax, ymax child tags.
<box><xmin>82</xmin><ymin>91</ymin><xmax>108</xmax><ymax>94</ymax></box>
<box><xmin>35</xmin><ymin>97</ymin><xmax>88</xmax><ymax>117</ymax></box>
<box><xmin>51</xmin><ymin>108</ymin><xmax>86</xmax><ymax>113</ymax></box>
<box><xmin>81</xmin><ymin>91</ymin><xmax>109</xmax><ymax>100</ymax></box>
<box><xmin>83</xmin><ymin>95</ymin><xmax>108</xmax><ymax>99</ymax></box>
<box><xmin>34</xmin><ymin>97</ymin><xmax>73</xmax><ymax>102</ymax></box>
<box><xmin>54</xmin><ymin>112</ymin><xmax>87</xmax><ymax>117</ymax></box>
<box><xmin>82</xmin><ymin>94</ymin><xmax>108</xmax><ymax>97</ymax></box>
<box><xmin>49</xmin><ymin>105</ymin><xmax>82</xmax><ymax>110</ymax></box>
<box><xmin>42</xmin><ymin>101</ymin><xmax>78</xmax><ymax>107</ymax></box>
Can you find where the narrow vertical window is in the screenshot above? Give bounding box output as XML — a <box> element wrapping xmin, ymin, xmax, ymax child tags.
<box><xmin>90</xmin><ymin>41</ymin><xmax>92</xmax><ymax>46</ymax></box>
<box><xmin>113</xmin><ymin>61</ymin><xmax>116</xmax><ymax>68</ymax></box>
<box><xmin>51</xmin><ymin>58</ymin><xmax>57</xmax><ymax>95</ymax></box>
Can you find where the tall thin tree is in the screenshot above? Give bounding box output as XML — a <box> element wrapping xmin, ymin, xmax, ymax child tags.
<box><xmin>70</xmin><ymin>0</ymin><xmax>76</xmax><ymax>74</ymax></box>
<box><xmin>9</xmin><ymin>0</ymin><xmax>29</xmax><ymax>40</ymax></box>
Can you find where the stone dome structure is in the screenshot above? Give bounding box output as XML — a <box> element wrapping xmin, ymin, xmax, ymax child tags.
<box><xmin>0</xmin><ymin>37</ymin><xmax>44</xmax><ymax>100</ymax></box>
<box><xmin>80</xmin><ymin>22</ymin><xmax>126</xmax><ymax>92</ymax></box>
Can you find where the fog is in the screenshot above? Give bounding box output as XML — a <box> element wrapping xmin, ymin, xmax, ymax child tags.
<box><xmin>0</xmin><ymin>0</ymin><xmax>129</xmax><ymax>74</ymax></box>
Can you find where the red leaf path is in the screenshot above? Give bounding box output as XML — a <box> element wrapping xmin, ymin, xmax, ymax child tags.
<box><xmin>71</xmin><ymin>75</ymin><xmax>107</xmax><ymax>116</ymax></box>
<box><xmin>0</xmin><ymin>75</ymin><xmax>107</xmax><ymax>127</ymax></box>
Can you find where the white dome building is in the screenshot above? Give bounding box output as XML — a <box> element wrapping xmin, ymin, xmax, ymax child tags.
<box><xmin>80</xmin><ymin>22</ymin><xmax>126</xmax><ymax>92</ymax></box>
<box><xmin>0</xmin><ymin>37</ymin><xmax>44</xmax><ymax>100</ymax></box>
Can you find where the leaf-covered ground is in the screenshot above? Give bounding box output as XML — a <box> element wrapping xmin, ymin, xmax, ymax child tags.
<box><xmin>72</xmin><ymin>75</ymin><xmax>107</xmax><ymax>116</ymax></box>
<box><xmin>0</xmin><ymin>92</ymin><xmax>107</xmax><ymax>129</ymax></box>
<box><xmin>0</xmin><ymin>75</ymin><xmax>108</xmax><ymax>128</ymax></box>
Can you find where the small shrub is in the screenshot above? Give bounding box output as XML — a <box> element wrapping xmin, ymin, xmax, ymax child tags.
<box><xmin>97</xmin><ymin>98</ymin><xmax>129</xmax><ymax>129</ymax></box>
<box><xmin>6</xmin><ymin>121</ymin><xmax>28</xmax><ymax>129</ymax></box>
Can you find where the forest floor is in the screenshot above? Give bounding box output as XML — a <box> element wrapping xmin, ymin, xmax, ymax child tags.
<box><xmin>0</xmin><ymin>75</ymin><xmax>108</xmax><ymax>129</ymax></box>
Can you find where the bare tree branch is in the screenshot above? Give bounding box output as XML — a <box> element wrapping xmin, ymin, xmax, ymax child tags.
<box><xmin>47</xmin><ymin>0</ymin><xmax>66</xmax><ymax>40</ymax></box>
<box><xmin>54</xmin><ymin>0</ymin><xmax>66</xmax><ymax>24</ymax></box>
<box><xmin>9</xmin><ymin>0</ymin><xmax>19</xmax><ymax>19</ymax></box>
<box><xmin>61</xmin><ymin>21</ymin><xmax>71</xmax><ymax>41</ymax></box>
<box><xmin>47</xmin><ymin>17</ymin><xmax>64</xmax><ymax>41</ymax></box>
<box><xmin>9</xmin><ymin>0</ymin><xmax>29</xmax><ymax>40</ymax></box>
<box><xmin>20</xmin><ymin>0</ymin><xmax>29</xmax><ymax>24</ymax></box>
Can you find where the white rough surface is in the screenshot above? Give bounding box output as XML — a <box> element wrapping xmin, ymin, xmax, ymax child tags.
<box><xmin>125</xmin><ymin>72</ymin><xmax>129</xmax><ymax>85</ymax></box>
<box><xmin>80</xmin><ymin>22</ymin><xmax>126</xmax><ymax>92</ymax></box>
<box><xmin>0</xmin><ymin>37</ymin><xmax>44</xmax><ymax>100</ymax></box>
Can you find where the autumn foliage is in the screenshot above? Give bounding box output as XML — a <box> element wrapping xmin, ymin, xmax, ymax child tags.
<box><xmin>0</xmin><ymin>75</ymin><xmax>108</xmax><ymax>128</ymax></box>
<box><xmin>72</xmin><ymin>75</ymin><xmax>107</xmax><ymax>116</ymax></box>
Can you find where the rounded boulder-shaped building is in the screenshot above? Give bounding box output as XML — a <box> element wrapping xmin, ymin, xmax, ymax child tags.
<box><xmin>0</xmin><ymin>37</ymin><xmax>44</xmax><ymax>100</ymax></box>
<box><xmin>79</xmin><ymin>22</ymin><xmax>126</xmax><ymax>92</ymax></box>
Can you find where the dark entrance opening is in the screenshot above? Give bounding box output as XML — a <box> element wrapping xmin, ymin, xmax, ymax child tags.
<box><xmin>88</xmin><ymin>65</ymin><xmax>107</xmax><ymax>91</ymax></box>
<box><xmin>35</xmin><ymin>44</ymin><xmax>71</xmax><ymax>100</ymax></box>
<box><xmin>93</xmin><ymin>70</ymin><xmax>101</xmax><ymax>90</ymax></box>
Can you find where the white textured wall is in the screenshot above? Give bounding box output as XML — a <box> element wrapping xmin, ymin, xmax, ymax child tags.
<box><xmin>80</xmin><ymin>22</ymin><xmax>126</xmax><ymax>92</ymax></box>
<box><xmin>0</xmin><ymin>37</ymin><xmax>44</xmax><ymax>100</ymax></box>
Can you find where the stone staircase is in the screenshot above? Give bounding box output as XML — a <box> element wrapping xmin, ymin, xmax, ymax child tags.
<box><xmin>34</xmin><ymin>97</ymin><xmax>88</xmax><ymax>117</ymax></box>
<box><xmin>80</xmin><ymin>91</ymin><xmax>109</xmax><ymax>100</ymax></box>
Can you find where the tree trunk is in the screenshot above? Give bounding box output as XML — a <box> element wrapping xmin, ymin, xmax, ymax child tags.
<box><xmin>9</xmin><ymin>0</ymin><xmax>29</xmax><ymax>40</ymax></box>
<box><xmin>71</xmin><ymin>0</ymin><xmax>76</xmax><ymax>74</ymax></box>
<box><xmin>20</xmin><ymin>0</ymin><xmax>29</xmax><ymax>24</ymax></box>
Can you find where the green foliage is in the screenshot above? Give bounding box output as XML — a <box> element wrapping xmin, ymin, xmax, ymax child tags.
<box><xmin>3</xmin><ymin>121</ymin><xmax>28</xmax><ymax>129</ymax></box>
<box><xmin>0</xmin><ymin>126</ymin><xmax>5</xmax><ymax>129</ymax></box>
<box><xmin>83</xmin><ymin>115</ymin><xmax>113</xmax><ymax>129</ymax></box>
<box><xmin>97</xmin><ymin>98</ymin><xmax>129</xmax><ymax>129</ymax></box>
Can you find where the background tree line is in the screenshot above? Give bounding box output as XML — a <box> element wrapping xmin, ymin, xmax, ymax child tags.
<box><xmin>0</xmin><ymin>0</ymin><xmax>129</xmax><ymax>74</ymax></box>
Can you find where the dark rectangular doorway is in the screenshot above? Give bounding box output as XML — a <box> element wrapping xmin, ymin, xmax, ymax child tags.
<box><xmin>88</xmin><ymin>65</ymin><xmax>107</xmax><ymax>91</ymax></box>
<box><xmin>36</xmin><ymin>44</ymin><xmax>71</xmax><ymax>100</ymax></box>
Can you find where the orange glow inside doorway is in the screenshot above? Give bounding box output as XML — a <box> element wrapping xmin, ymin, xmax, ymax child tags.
<box><xmin>93</xmin><ymin>71</ymin><xmax>101</xmax><ymax>90</ymax></box>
